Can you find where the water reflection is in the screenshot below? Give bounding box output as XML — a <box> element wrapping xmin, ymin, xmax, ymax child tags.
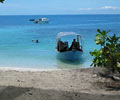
<box><xmin>56</xmin><ymin>53</ymin><xmax>85</xmax><ymax>69</ymax></box>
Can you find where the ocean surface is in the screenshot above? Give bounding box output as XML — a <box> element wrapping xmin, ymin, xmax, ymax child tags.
<box><xmin>0</xmin><ymin>15</ymin><xmax>120</xmax><ymax>69</ymax></box>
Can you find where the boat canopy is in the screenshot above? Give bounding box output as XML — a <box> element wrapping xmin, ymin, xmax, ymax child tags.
<box><xmin>39</xmin><ymin>18</ymin><xmax>49</xmax><ymax>21</ymax></box>
<box><xmin>57</xmin><ymin>32</ymin><xmax>82</xmax><ymax>40</ymax></box>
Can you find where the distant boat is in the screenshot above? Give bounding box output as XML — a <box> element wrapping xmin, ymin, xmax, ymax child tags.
<box><xmin>34</xmin><ymin>18</ymin><xmax>49</xmax><ymax>24</ymax></box>
<box><xmin>29</xmin><ymin>19</ymin><xmax>35</xmax><ymax>21</ymax></box>
<box><xmin>56</xmin><ymin>32</ymin><xmax>83</xmax><ymax>61</ymax></box>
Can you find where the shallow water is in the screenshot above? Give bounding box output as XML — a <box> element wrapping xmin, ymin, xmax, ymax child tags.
<box><xmin>0</xmin><ymin>15</ymin><xmax>120</xmax><ymax>69</ymax></box>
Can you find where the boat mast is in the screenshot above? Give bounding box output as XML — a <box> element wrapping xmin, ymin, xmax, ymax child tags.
<box><xmin>77</xmin><ymin>35</ymin><xmax>79</xmax><ymax>42</ymax></box>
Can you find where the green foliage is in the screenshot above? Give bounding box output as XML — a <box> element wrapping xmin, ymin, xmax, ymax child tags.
<box><xmin>0</xmin><ymin>0</ymin><xmax>4</xmax><ymax>3</ymax></box>
<box><xmin>90</xmin><ymin>29</ymin><xmax>120</xmax><ymax>72</ymax></box>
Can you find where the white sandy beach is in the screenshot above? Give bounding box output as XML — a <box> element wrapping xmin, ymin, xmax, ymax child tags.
<box><xmin>0</xmin><ymin>67</ymin><xmax>120</xmax><ymax>100</ymax></box>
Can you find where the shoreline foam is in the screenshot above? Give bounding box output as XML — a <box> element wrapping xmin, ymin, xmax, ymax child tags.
<box><xmin>0</xmin><ymin>66</ymin><xmax>89</xmax><ymax>72</ymax></box>
<box><xmin>0</xmin><ymin>67</ymin><xmax>59</xmax><ymax>72</ymax></box>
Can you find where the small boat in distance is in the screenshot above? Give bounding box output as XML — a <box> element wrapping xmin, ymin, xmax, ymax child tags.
<box><xmin>29</xmin><ymin>19</ymin><xmax>35</xmax><ymax>21</ymax></box>
<box><xmin>34</xmin><ymin>18</ymin><xmax>49</xmax><ymax>24</ymax></box>
<box><xmin>56</xmin><ymin>32</ymin><xmax>83</xmax><ymax>61</ymax></box>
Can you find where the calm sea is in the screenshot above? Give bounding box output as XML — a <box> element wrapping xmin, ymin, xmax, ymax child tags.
<box><xmin>0</xmin><ymin>15</ymin><xmax>120</xmax><ymax>69</ymax></box>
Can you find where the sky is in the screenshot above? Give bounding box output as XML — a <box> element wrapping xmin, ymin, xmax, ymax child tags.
<box><xmin>0</xmin><ymin>0</ymin><xmax>120</xmax><ymax>15</ymax></box>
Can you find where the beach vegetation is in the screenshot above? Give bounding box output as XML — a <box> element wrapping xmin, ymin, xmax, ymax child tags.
<box><xmin>0</xmin><ymin>0</ymin><xmax>4</xmax><ymax>3</ymax></box>
<box><xmin>90</xmin><ymin>29</ymin><xmax>120</xmax><ymax>72</ymax></box>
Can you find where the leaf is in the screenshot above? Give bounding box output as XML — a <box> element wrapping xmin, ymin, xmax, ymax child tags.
<box><xmin>95</xmin><ymin>34</ymin><xmax>102</xmax><ymax>44</ymax></box>
<box><xmin>90</xmin><ymin>29</ymin><xmax>120</xmax><ymax>72</ymax></box>
<box><xmin>97</xmin><ymin>29</ymin><xmax>101</xmax><ymax>33</ymax></box>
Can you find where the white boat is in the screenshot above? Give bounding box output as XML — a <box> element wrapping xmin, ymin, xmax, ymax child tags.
<box><xmin>34</xmin><ymin>18</ymin><xmax>49</xmax><ymax>24</ymax></box>
<box><xmin>56</xmin><ymin>32</ymin><xmax>83</xmax><ymax>61</ymax></box>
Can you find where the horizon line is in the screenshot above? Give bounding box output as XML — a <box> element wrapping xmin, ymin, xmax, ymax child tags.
<box><xmin>0</xmin><ymin>14</ymin><xmax>120</xmax><ymax>16</ymax></box>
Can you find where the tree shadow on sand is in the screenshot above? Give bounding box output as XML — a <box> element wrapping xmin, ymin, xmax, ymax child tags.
<box><xmin>0</xmin><ymin>85</ymin><xmax>120</xmax><ymax>100</ymax></box>
<box><xmin>0</xmin><ymin>86</ymin><xmax>31</xmax><ymax>100</ymax></box>
<box><xmin>95</xmin><ymin>81</ymin><xmax>120</xmax><ymax>91</ymax></box>
<box><xmin>94</xmin><ymin>69</ymin><xmax>120</xmax><ymax>91</ymax></box>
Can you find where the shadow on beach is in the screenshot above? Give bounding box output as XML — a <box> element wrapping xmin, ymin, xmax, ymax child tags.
<box><xmin>0</xmin><ymin>85</ymin><xmax>120</xmax><ymax>100</ymax></box>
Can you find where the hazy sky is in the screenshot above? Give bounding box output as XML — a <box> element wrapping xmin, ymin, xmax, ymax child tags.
<box><xmin>0</xmin><ymin>0</ymin><xmax>120</xmax><ymax>15</ymax></box>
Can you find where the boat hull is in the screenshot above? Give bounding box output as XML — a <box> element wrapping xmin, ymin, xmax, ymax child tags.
<box><xmin>38</xmin><ymin>21</ymin><xmax>49</xmax><ymax>24</ymax></box>
<box><xmin>57</xmin><ymin>51</ymin><xmax>83</xmax><ymax>61</ymax></box>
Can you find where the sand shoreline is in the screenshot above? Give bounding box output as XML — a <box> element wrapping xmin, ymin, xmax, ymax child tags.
<box><xmin>0</xmin><ymin>67</ymin><xmax>120</xmax><ymax>100</ymax></box>
<box><xmin>0</xmin><ymin>67</ymin><xmax>60</xmax><ymax>72</ymax></box>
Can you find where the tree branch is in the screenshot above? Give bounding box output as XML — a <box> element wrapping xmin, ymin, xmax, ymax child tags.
<box><xmin>0</xmin><ymin>0</ymin><xmax>4</xmax><ymax>3</ymax></box>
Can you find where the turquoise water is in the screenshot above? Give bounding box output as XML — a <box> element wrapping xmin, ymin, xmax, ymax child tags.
<box><xmin>0</xmin><ymin>15</ymin><xmax>120</xmax><ymax>69</ymax></box>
